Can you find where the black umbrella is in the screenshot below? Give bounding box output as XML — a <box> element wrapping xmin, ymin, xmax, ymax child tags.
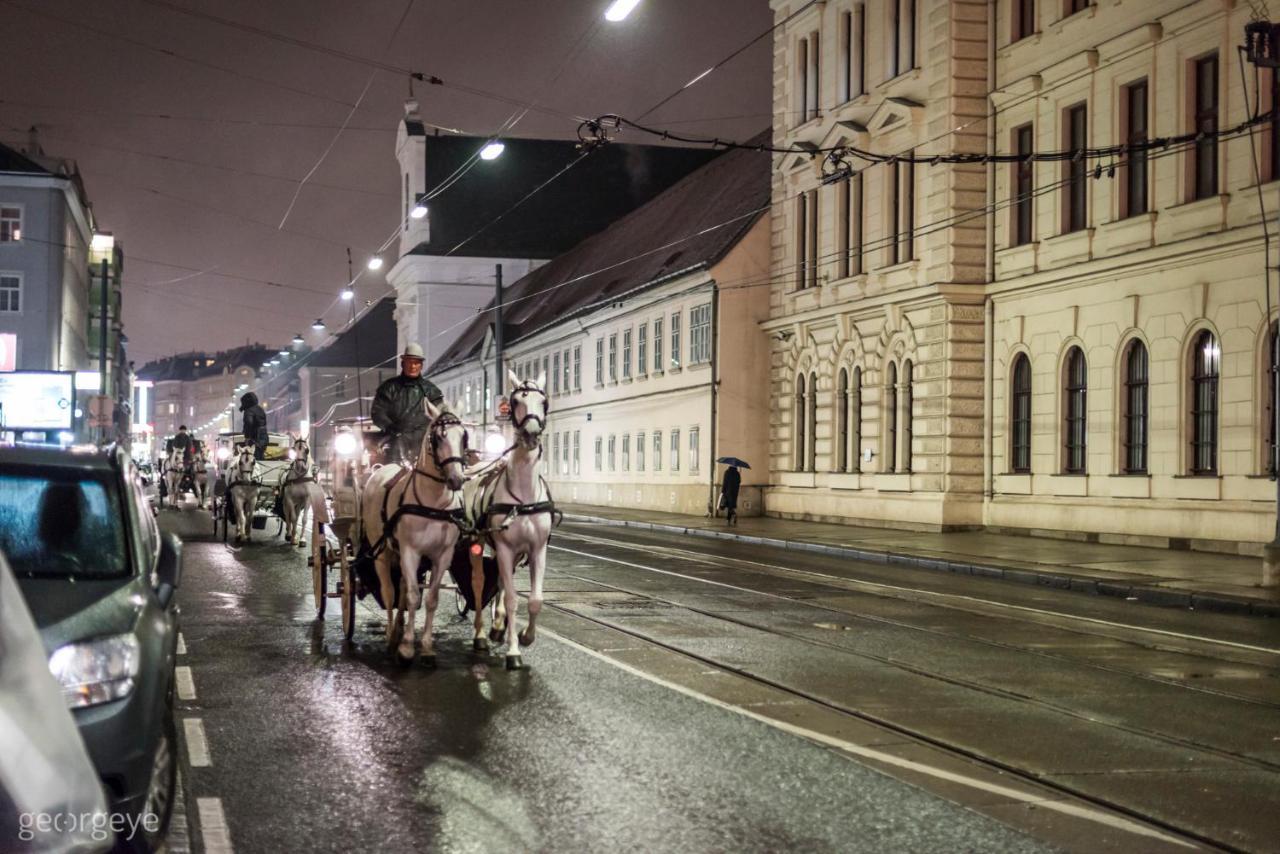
<box><xmin>716</xmin><ymin>456</ymin><xmax>751</xmax><ymax>469</ymax></box>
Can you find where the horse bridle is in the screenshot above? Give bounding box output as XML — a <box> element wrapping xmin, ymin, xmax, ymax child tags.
<box><xmin>415</xmin><ymin>412</ymin><xmax>468</xmax><ymax>485</ymax></box>
<box><xmin>510</xmin><ymin>381</ymin><xmax>549</xmax><ymax>435</ymax></box>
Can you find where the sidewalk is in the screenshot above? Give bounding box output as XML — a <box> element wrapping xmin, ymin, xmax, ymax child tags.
<box><xmin>560</xmin><ymin>504</ymin><xmax>1280</xmax><ymax>618</ymax></box>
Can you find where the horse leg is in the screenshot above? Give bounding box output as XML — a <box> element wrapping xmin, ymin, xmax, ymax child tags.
<box><xmin>489</xmin><ymin>579</ymin><xmax>507</xmax><ymax>644</ymax></box>
<box><xmin>419</xmin><ymin>543</ymin><xmax>452</xmax><ymax>665</ymax></box>
<box><xmin>495</xmin><ymin>542</ymin><xmax>523</xmax><ymax>669</ymax></box>
<box><xmin>396</xmin><ymin>546</ymin><xmax>423</xmax><ymax>665</ymax></box>
<box><xmin>374</xmin><ymin>549</ymin><xmax>398</xmax><ymax>651</ymax></box>
<box><xmin>518</xmin><ymin>542</ymin><xmax>547</xmax><ymax>649</ymax></box>
<box><xmin>470</xmin><ymin>548</ymin><xmax>489</xmax><ymax>652</ymax></box>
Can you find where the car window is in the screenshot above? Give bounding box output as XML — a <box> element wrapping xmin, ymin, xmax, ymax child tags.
<box><xmin>128</xmin><ymin>471</ymin><xmax>159</xmax><ymax>571</ymax></box>
<box><xmin>0</xmin><ymin>470</ymin><xmax>130</xmax><ymax>579</ymax></box>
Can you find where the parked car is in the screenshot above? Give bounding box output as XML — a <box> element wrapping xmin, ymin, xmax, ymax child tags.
<box><xmin>134</xmin><ymin>462</ymin><xmax>154</xmax><ymax>488</ymax></box>
<box><xmin>0</xmin><ymin>549</ymin><xmax>111</xmax><ymax>853</ymax></box>
<box><xmin>0</xmin><ymin>445</ymin><xmax>182</xmax><ymax>853</ymax></box>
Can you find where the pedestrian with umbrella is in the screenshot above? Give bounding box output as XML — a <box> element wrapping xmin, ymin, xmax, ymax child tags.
<box><xmin>716</xmin><ymin>456</ymin><xmax>749</xmax><ymax>526</ymax></box>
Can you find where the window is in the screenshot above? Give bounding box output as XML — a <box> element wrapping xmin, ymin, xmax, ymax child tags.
<box><xmin>653</xmin><ymin>431</ymin><xmax>663</xmax><ymax>470</ymax></box>
<box><xmin>1267</xmin><ymin>324</ymin><xmax>1279</xmax><ymax>473</ymax></box>
<box><xmin>608</xmin><ymin>334</ymin><xmax>617</xmax><ymax>381</ymax></box>
<box><xmin>1063</xmin><ymin>103</ymin><xmax>1088</xmax><ymax>233</ymax></box>
<box><xmin>573</xmin><ymin>431</ymin><xmax>581</xmax><ymax>475</ymax></box>
<box><xmin>622</xmin><ymin>434</ymin><xmax>630</xmax><ymax>471</ymax></box>
<box><xmin>838</xmin><ymin>368</ymin><xmax>850</xmax><ymax>471</ymax></box>
<box><xmin>839</xmin><ymin>9</ymin><xmax>865</xmax><ymax>101</ymax></box>
<box><xmin>690</xmin><ymin>427</ymin><xmax>700</xmax><ymax>474</ymax></box>
<box><xmin>796</xmin><ymin>32</ymin><xmax>819</xmax><ymax>124</ymax></box>
<box><xmin>890</xmin><ymin>0</ymin><xmax>916</xmax><ymax>78</ymax></box>
<box><xmin>1122</xmin><ymin>80</ymin><xmax>1149</xmax><ymax>218</ymax></box>
<box><xmin>1012</xmin><ymin>124</ymin><xmax>1034</xmax><ymax>246</ymax></box>
<box><xmin>563</xmin><ymin>349</ymin><xmax>571</xmax><ymax>392</ymax></box>
<box><xmin>403</xmin><ymin>173</ymin><xmax>410</xmax><ymax>229</ymax></box>
<box><xmin>553</xmin><ymin>352</ymin><xmax>561</xmax><ymax>394</ymax></box>
<box><xmin>797</xmin><ymin>190</ymin><xmax>820</xmax><ymax>288</ymax></box>
<box><xmin>1014</xmin><ymin>0</ymin><xmax>1035</xmax><ymax>41</ymax></box>
<box><xmin>794</xmin><ymin>374</ymin><xmax>807</xmax><ymax>471</ymax></box>
<box><xmin>0</xmin><ymin>274</ymin><xmax>20</xmax><ymax>313</ymax></box>
<box><xmin>690</xmin><ymin>304</ymin><xmax>711</xmax><ymax>364</ymax></box>
<box><xmin>1192</xmin><ymin>54</ymin><xmax>1219</xmax><ymax>201</ymax></box>
<box><xmin>1270</xmin><ymin>68</ymin><xmax>1280</xmax><ymax>182</ymax></box>
<box><xmin>0</xmin><ymin>206</ymin><xmax>20</xmax><ymax>242</ymax></box>
<box><xmin>573</xmin><ymin>346</ymin><xmax>582</xmax><ymax>390</ymax></box>
<box><xmin>563</xmin><ymin>431</ymin><xmax>570</xmax><ymax>475</ymax></box>
<box><xmin>670</xmin><ymin>312</ymin><xmax>682</xmax><ymax>369</ymax></box>
<box><xmin>851</xmin><ymin>367</ymin><xmax>863</xmax><ymax>471</ymax></box>
<box><xmin>638</xmin><ymin>325</ymin><xmax>648</xmax><ymax>375</ymax></box>
<box><xmin>1190</xmin><ymin>331</ymin><xmax>1220</xmax><ymax>474</ymax></box>
<box><xmin>637</xmin><ymin>432</ymin><xmax>646</xmax><ymax>471</ymax></box>
<box><xmin>671</xmin><ymin>429</ymin><xmax>680</xmax><ymax>471</ymax></box>
<box><xmin>1122</xmin><ymin>341</ymin><xmax>1148</xmax><ymax>474</ymax></box>
<box><xmin>1066</xmin><ymin>0</ymin><xmax>1089</xmax><ymax>14</ymax></box>
<box><xmin>552</xmin><ymin>433</ymin><xmax>560</xmax><ymax>474</ymax></box>
<box><xmin>653</xmin><ymin>317</ymin><xmax>664</xmax><ymax>372</ymax></box>
<box><xmin>902</xmin><ymin>360</ymin><xmax>914</xmax><ymax>473</ymax></box>
<box><xmin>1063</xmin><ymin>347</ymin><xmax>1087</xmax><ymax>474</ymax></box>
<box><xmin>622</xmin><ymin>329</ymin><xmax>632</xmax><ymax>379</ymax></box>
<box><xmin>608</xmin><ymin>435</ymin><xmax>616</xmax><ymax>471</ymax></box>
<box><xmin>595</xmin><ymin>338</ymin><xmax>604</xmax><ymax>384</ymax></box>
<box><xmin>889</xmin><ymin>158</ymin><xmax>914</xmax><ymax>264</ymax></box>
<box><xmin>838</xmin><ymin>173</ymin><xmax>864</xmax><ymax>277</ymax></box>
<box><xmin>543</xmin><ymin>355</ymin><xmax>549</xmax><ymax>385</ymax></box>
<box><xmin>884</xmin><ymin>363</ymin><xmax>898</xmax><ymax>472</ymax></box>
<box><xmin>1011</xmin><ymin>354</ymin><xmax>1032</xmax><ymax>473</ymax></box>
<box><xmin>595</xmin><ymin>436</ymin><xmax>603</xmax><ymax>471</ymax></box>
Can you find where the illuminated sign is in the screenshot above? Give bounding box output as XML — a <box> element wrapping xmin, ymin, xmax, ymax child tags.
<box><xmin>0</xmin><ymin>334</ymin><xmax>15</xmax><ymax>372</ymax></box>
<box><xmin>0</xmin><ymin>371</ymin><xmax>75</xmax><ymax>431</ymax></box>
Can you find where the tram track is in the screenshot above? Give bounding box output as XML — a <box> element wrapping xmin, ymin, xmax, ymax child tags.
<box><xmin>554</xmin><ymin>527</ymin><xmax>1280</xmax><ymax>700</ymax></box>
<box><xmin>531</xmin><ymin>531</ymin><xmax>1280</xmax><ymax>852</ymax></box>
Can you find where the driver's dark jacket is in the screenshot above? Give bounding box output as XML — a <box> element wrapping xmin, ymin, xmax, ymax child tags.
<box><xmin>371</xmin><ymin>374</ymin><xmax>444</xmax><ymax>455</ymax></box>
<box><xmin>165</xmin><ymin>433</ymin><xmax>193</xmax><ymax>463</ymax></box>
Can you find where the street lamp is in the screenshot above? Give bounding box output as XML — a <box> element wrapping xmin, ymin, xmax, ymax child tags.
<box><xmin>366</xmin><ymin>256</ymin><xmax>384</xmax><ymax>271</ymax></box>
<box><xmin>292</xmin><ymin>333</ymin><xmax>304</xmax><ymax>346</ymax></box>
<box><xmin>341</xmin><ymin>286</ymin><xmax>355</xmax><ymax>301</ymax></box>
<box><xmin>410</xmin><ymin>201</ymin><xmax>428</xmax><ymax>219</ymax></box>
<box><xmin>604</xmin><ymin>0</ymin><xmax>641</xmax><ymax>21</ymax></box>
<box><xmin>312</xmin><ymin>318</ymin><xmax>326</xmax><ymax>331</ymax></box>
<box><xmin>480</xmin><ymin>141</ymin><xmax>505</xmax><ymax>160</ymax></box>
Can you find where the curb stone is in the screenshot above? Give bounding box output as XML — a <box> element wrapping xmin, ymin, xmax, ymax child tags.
<box><xmin>562</xmin><ymin>513</ymin><xmax>1280</xmax><ymax>619</ymax></box>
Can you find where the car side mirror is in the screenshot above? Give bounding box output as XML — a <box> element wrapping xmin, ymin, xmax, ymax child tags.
<box><xmin>155</xmin><ymin>533</ymin><xmax>183</xmax><ymax>608</ymax></box>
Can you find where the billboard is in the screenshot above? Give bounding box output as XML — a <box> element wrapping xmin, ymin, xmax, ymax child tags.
<box><xmin>0</xmin><ymin>371</ymin><xmax>75</xmax><ymax>431</ymax></box>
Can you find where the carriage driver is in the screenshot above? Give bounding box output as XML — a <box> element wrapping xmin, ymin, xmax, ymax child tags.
<box><xmin>371</xmin><ymin>342</ymin><xmax>445</xmax><ymax>463</ymax></box>
<box><xmin>165</xmin><ymin>425</ymin><xmax>194</xmax><ymax>465</ymax></box>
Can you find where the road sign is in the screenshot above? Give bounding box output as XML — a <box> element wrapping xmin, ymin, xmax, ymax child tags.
<box><xmin>496</xmin><ymin>396</ymin><xmax>511</xmax><ymax>423</ymax></box>
<box><xmin>88</xmin><ymin>394</ymin><xmax>113</xmax><ymax>428</ymax></box>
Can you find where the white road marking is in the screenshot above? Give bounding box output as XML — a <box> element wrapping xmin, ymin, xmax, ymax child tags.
<box><xmin>555</xmin><ymin>534</ymin><xmax>1280</xmax><ymax>656</ymax></box>
<box><xmin>543</xmin><ymin>627</ymin><xmax>1197</xmax><ymax>848</ymax></box>
<box><xmin>175</xmin><ymin>666</ymin><xmax>196</xmax><ymax>701</ymax></box>
<box><xmin>196</xmin><ymin>797</ymin><xmax>234</xmax><ymax>854</ymax></box>
<box><xmin>183</xmin><ymin>718</ymin><xmax>211</xmax><ymax>767</ymax></box>
<box><xmin>177</xmin><ymin>633</ymin><xmax>187</xmax><ymax>655</ymax></box>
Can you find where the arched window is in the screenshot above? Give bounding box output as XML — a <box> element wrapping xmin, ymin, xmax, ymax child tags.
<box><xmin>884</xmin><ymin>362</ymin><xmax>898</xmax><ymax>472</ymax></box>
<box><xmin>1265</xmin><ymin>322</ymin><xmax>1278</xmax><ymax>474</ymax></box>
<box><xmin>1063</xmin><ymin>347</ymin><xmax>1087</xmax><ymax>474</ymax></box>
<box><xmin>807</xmin><ymin>371</ymin><xmax>818</xmax><ymax>472</ymax></box>
<box><xmin>837</xmin><ymin>368</ymin><xmax>849</xmax><ymax>472</ymax></box>
<box><xmin>1010</xmin><ymin>354</ymin><xmax>1031</xmax><ymax>473</ymax></box>
<box><xmin>902</xmin><ymin>360</ymin><xmax>914</xmax><ymax>472</ymax></box>
<box><xmin>852</xmin><ymin>366</ymin><xmax>863</xmax><ymax>473</ymax></box>
<box><xmin>1122</xmin><ymin>341</ymin><xmax>1148</xmax><ymax>474</ymax></box>
<box><xmin>794</xmin><ymin>374</ymin><xmax>806</xmax><ymax>471</ymax></box>
<box><xmin>1190</xmin><ymin>330</ymin><xmax>1220</xmax><ymax>475</ymax></box>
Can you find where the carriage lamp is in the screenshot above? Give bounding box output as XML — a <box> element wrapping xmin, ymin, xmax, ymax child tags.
<box><xmin>484</xmin><ymin>431</ymin><xmax>507</xmax><ymax>455</ymax></box>
<box><xmin>48</xmin><ymin>634</ymin><xmax>139</xmax><ymax>709</ymax></box>
<box><xmin>334</xmin><ymin>431</ymin><xmax>359</xmax><ymax>457</ymax></box>
<box><xmin>292</xmin><ymin>333</ymin><xmax>304</xmax><ymax>346</ymax></box>
<box><xmin>216</xmin><ymin>446</ymin><xmax>232</xmax><ymax>462</ymax></box>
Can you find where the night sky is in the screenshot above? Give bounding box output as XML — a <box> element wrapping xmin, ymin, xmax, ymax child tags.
<box><xmin>0</xmin><ymin>0</ymin><xmax>771</xmax><ymax>365</ymax></box>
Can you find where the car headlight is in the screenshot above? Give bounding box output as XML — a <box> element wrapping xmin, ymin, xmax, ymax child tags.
<box><xmin>48</xmin><ymin>634</ymin><xmax>140</xmax><ymax>709</ymax></box>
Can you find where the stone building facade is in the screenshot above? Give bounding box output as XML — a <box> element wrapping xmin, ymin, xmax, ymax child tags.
<box><xmin>766</xmin><ymin>0</ymin><xmax>1278</xmax><ymax>552</ymax></box>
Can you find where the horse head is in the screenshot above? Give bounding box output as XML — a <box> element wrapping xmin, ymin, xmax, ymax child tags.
<box><xmin>506</xmin><ymin>368</ymin><xmax>548</xmax><ymax>441</ymax></box>
<box><xmin>422</xmin><ymin>399</ymin><xmax>467</xmax><ymax>492</ymax></box>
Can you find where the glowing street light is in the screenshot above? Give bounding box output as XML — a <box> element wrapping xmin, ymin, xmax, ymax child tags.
<box><xmin>341</xmin><ymin>286</ymin><xmax>355</xmax><ymax>300</ymax></box>
<box><xmin>366</xmin><ymin>256</ymin><xmax>384</xmax><ymax>271</ymax></box>
<box><xmin>312</xmin><ymin>318</ymin><xmax>326</xmax><ymax>331</ymax></box>
<box><xmin>604</xmin><ymin>0</ymin><xmax>641</xmax><ymax>22</ymax></box>
<box><xmin>292</xmin><ymin>333</ymin><xmax>304</xmax><ymax>346</ymax></box>
<box><xmin>480</xmin><ymin>141</ymin><xmax>505</xmax><ymax>160</ymax></box>
<box><xmin>410</xmin><ymin>202</ymin><xmax>428</xmax><ymax>219</ymax></box>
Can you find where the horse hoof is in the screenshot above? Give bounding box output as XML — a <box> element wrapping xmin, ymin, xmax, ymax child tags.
<box><xmin>473</xmin><ymin>638</ymin><xmax>489</xmax><ymax>653</ymax></box>
<box><xmin>505</xmin><ymin>655</ymin><xmax>525</xmax><ymax>671</ymax></box>
<box><xmin>395</xmin><ymin>651</ymin><xmax>414</xmax><ymax>668</ymax></box>
<box><xmin>420</xmin><ymin>654</ymin><xmax>437</xmax><ymax>669</ymax></box>
<box><xmin>518</xmin><ymin>632</ymin><xmax>535</xmax><ymax>648</ymax></box>
<box><xmin>488</xmin><ymin>628</ymin><xmax>504</xmax><ymax>643</ymax></box>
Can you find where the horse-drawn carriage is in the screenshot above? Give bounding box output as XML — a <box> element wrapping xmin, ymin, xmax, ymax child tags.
<box><xmin>209</xmin><ymin>430</ymin><xmax>297</xmax><ymax>541</ymax></box>
<box><xmin>157</xmin><ymin>437</ymin><xmax>209</xmax><ymax>509</ymax></box>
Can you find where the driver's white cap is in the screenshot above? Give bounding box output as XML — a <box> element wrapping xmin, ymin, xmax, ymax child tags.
<box><xmin>401</xmin><ymin>342</ymin><xmax>425</xmax><ymax>360</ymax></box>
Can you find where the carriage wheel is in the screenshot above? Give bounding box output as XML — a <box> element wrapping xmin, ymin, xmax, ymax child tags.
<box><xmin>454</xmin><ymin>585</ymin><xmax>468</xmax><ymax>618</ymax></box>
<box><xmin>313</xmin><ymin>544</ymin><xmax>328</xmax><ymax>619</ymax></box>
<box><xmin>210</xmin><ymin>500</ymin><xmax>218</xmax><ymax>536</ymax></box>
<box><xmin>339</xmin><ymin>541</ymin><xmax>355</xmax><ymax>641</ymax></box>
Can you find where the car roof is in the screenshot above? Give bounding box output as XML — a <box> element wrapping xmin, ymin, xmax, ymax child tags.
<box><xmin>0</xmin><ymin>445</ymin><xmax>124</xmax><ymax>474</ymax></box>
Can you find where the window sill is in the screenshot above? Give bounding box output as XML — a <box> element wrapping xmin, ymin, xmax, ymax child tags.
<box><xmin>685</xmin><ymin>361</ymin><xmax>711</xmax><ymax>372</ymax></box>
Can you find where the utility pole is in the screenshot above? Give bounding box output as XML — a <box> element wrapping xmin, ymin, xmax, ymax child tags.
<box><xmin>98</xmin><ymin>257</ymin><xmax>109</xmax><ymax>444</ymax></box>
<box><xmin>494</xmin><ymin>263</ymin><xmax>504</xmax><ymax>402</ymax></box>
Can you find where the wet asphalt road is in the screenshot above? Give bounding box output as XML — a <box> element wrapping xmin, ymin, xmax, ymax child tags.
<box><xmin>159</xmin><ymin>503</ymin><xmax>1280</xmax><ymax>853</ymax></box>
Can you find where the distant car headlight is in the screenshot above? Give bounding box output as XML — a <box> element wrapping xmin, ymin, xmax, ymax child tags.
<box><xmin>48</xmin><ymin>634</ymin><xmax>141</xmax><ymax>709</ymax></box>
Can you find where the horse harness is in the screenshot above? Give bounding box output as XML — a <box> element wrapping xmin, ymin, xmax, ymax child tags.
<box><xmin>369</xmin><ymin>413</ymin><xmax>468</xmax><ymax>558</ymax></box>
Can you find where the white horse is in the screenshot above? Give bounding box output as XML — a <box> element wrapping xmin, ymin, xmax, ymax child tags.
<box><xmin>163</xmin><ymin>447</ymin><xmax>185</xmax><ymax>509</ymax></box>
<box><xmin>360</xmin><ymin>401</ymin><xmax>467</xmax><ymax>666</ymax></box>
<box><xmin>226</xmin><ymin>444</ymin><xmax>261</xmax><ymax>544</ymax></box>
<box><xmin>192</xmin><ymin>448</ymin><xmax>209</xmax><ymax>509</ymax></box>
<box><xmin>281</xmin><ymin>437</ymin><xmax>329</xmax><ymax>550</ymax></box>
<box><xmin>473</xmin><ymin>370</ymin><xmax>553</xmax><ymax>670</ymax></box>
